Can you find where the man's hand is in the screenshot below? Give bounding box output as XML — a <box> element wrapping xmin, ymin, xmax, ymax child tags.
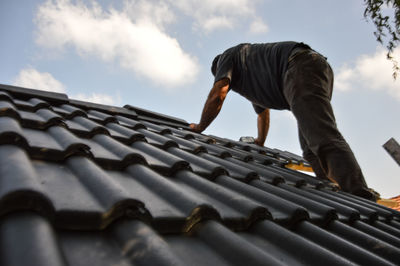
<box><xmin>189</xmin><ymin>123</ymin><xmax>203</xmax><ymax>133</ymax></box>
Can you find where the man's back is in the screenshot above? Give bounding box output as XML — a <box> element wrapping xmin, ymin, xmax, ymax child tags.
<box><xmin>213</xmin><ymin>41</ymin><xmax>299</xmax><ymax>110</ymax></box>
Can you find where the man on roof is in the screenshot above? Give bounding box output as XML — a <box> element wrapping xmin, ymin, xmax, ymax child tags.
<box><xmin>189</xmin><ymin>41</ymin><xmax>378</xmax><ymax>201</ymax></box>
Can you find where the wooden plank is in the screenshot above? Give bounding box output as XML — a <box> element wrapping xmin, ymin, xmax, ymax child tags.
<box><xmin>383</xmin><ymin>138</ymin><xmax>400</xmax><ymax>166</ymax></box>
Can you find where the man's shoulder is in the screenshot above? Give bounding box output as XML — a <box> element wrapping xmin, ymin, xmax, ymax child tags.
<box><xmin>223</xmin><ymin>41</ymin><xmax>298</xmax><ymax>54</ymax></box>
<box><xmin>251</xmin><ymin>41</ymin><xmax>299</xmax><ymax>48</ymax></box>
<box><xmin>222</xmin><ymin>43</ymin><xmax>249</xmax><ymax>54</ymax></box>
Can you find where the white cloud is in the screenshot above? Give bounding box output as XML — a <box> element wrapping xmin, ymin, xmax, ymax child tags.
<box><xmin>13</xmin><ymin>68</ymin><xmax>117</xmax><ymax>105</ymax></box>
<box><xmin>335</xmin><ymin>64</ymin><xmax>355</xmax><ymax>92</ymax></box>
<box><xmin>13</xmin><ymin>68</ymin><xmax>66</xmax><ymax>93</ymax></box>
<box><xmin>34</xmin><ymin>0</ymin><xmax>199</xmax><ymax>89</ymax></box>
<box><xmin>123</xmin><ymin>0</ymin><xmax>175</xmax><ymax>29</ymax></box>
<box><xmin>249</xmin><ymin>17</ymin><xmax>268</xmax><ymax>34</ymax></box>
<box><xmin>169</xmin><ymin>0</ymin><xmax>267</xmax><ymax>33</ymax></box>
<box><xmin>202</xmin><ymin>16</ymin><xmax>233</xmax><ymax>32</ymax></box>
<box><xmin>336</xmin><ymin>47</ymin><xmax>400</xmax><ymax>100</ymax></box>
<box><xmin>73</xmin><ymin>93</ymin><xmax>116</xmax><ymax>105</ymax></box>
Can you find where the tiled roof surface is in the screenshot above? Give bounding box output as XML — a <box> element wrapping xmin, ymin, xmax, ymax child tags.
<box><xmin>0</xmin><ymin>83</ymin><xmax>400</xmax><ymax>266</ymax></box>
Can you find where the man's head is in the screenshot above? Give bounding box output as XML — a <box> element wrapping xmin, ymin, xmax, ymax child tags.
<box><xmin>211</xmin><ymin>54</ymin><xmax>221</xmax><ymax>76</ymax></box>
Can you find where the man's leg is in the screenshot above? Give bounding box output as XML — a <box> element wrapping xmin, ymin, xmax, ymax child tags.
<box><xmin>283</xmin><ymin>49</ymin><xmax>375</xmax><ymax>200</ymax></box>
<box><xmin>298</xmin><ymin>129</ymin><xmax>330</xmax><ymax>182</ymax></box>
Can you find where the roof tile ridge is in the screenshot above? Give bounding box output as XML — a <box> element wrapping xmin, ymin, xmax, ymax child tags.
<box><xmin>66</xmin><ymin>156</ymin><xmax>152</xmax><ymax>229</ymax></box>
<box><xmin>124</xmin><ymin>104</ymin><xmax>188</xmax><ymax>126</ymax></box>
<box><xmin>0</xmin><ymin>116</ymin><xmax>29</xmax><ymax>149</ymax></box>
<box><xmin>0</xmin><ymin>83</ymin><xmax>68</xmax><ymax>103</ymax></box>
<box><xmin>0</xmin><ymin>145</ymin><xmax>56</xmax><ymax>218</ymax></box>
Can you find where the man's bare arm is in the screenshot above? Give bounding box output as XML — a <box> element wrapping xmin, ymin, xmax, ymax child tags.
<box><xmin>254</xmin><ymin>108</ymin><xmax>270</xmax><ymax>146</ymax></box>
<box><xmin>190</xmin><ymin>78</ymin><xmax>230</xmax><ymax>133</ymax></box>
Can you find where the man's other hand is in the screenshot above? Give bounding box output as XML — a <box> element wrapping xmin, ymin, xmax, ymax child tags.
<box><xmin>189</xmin><ymin>123</ymin><xmax>203</xmax><ymax>133</ymax></box>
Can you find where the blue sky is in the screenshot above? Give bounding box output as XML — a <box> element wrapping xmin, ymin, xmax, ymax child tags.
<box><xmin>1</xmin><ymin>0</ymin><xmax>399</xmax><ymax>198</ymax></box>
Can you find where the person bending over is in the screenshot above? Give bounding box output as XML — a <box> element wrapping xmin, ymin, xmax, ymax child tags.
<box><xmin>190</xmin><ymin>41</ymin><xmax>378</xmax><ymax>201</ymax></box>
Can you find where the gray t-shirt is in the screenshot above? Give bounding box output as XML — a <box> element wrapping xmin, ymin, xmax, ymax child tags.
<box><xmin>214</xmin><ymin>41</ymin><xmax>299</xmax><ymax>113</ymax></box>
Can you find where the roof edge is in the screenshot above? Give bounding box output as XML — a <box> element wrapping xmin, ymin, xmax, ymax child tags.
<box><xmin>0</xmin><ymin>83</ymin><xmax>68</xmax><ymax>103</ymax></box>
<box><xmin>69</xmin><ymin>99</ymin><xmax>138</xmax><ymax>118</ymax></box>
<box><xmin>124</xmin><ymin>104</ymin><xmax>188</xmax><ymax>127</ymax></box>
<box><xmin>1</xmin><ymin>83</ymin><xmax>188</xmax><ymax>128</ymax></box>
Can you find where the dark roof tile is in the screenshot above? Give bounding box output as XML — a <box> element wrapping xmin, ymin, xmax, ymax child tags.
<box><xmin>0</xmin><ymin>90</ymin><xmax>13</xmax><ymax>101</ymax></box>
<box><xmin>218</xmin><ymin>145</ymin><xmax>254</xmax><ymax>161</ymax></box>
<box><xmin>226</xmin><ymin>157</ymin><xmax>285</xmax><ymax>185</ymax></box>
<box><xmin>165</xmin><ymin>133</ymin><xmax>206</xmax><ymax>153</ymax></box>
<box><xmin>215</xmin><ymin>175</ymin><xmax>309</xmax><ymax>226</ymax></box>
<box><xmin>141</xmin><ymin>120</ymin><xmax>172</xmax><ymax>134</ymax></box>
<box><xmin>175</xmin><ymin>170</ymin><xmax>270</xmax><ymax>229</ymax></box>
<box><xmin>0</xmin><ymin>83</ymin><xmax>68</xmax><ymax>103</ymax></box>
<box><xmin>334</xmin><ymin>190</ymin><xmax>395</xmax><ymax>220</ymax></box>
<box><xmin>168</xmin><ymin>147</ymin><xmax>227</xmax><ymax>179</ymax></box>
<box><xmin>12</xmin><ymin>99</ymin><xmax>37</xmax><ymax>110</ymax></box>
<box><xmin>307</xmin><ymin>188</ymin><xmax>379</xmax><ymax>222</ymax></box>
<box><xmin>57</xmin><ymin>104</ymin><xmax>87</xmax><ymax>118</ymax></box>
<box><xmin>166</xmin><ymin>126</ymin><xmax>196</xmax><ymax>139</ymax></box>
<box><xmin>271</xmin><ymin>165</ymin><xmax>326</xmax><ymax>187</ymax></box>
<box><xmin>193</xmin><ymin>220</ymin><xmax>287</xmax><ymax>266</ymax></box>
<box><xmin>296</xmin><ymin>220</ymin><xmax>394</xmax><ymax>265</ymax></box>
<box><xmin>259</xmin><ymin>164</ymin><xmax>309</xmax><ymax>186</ymax></box>
<box><xmin>374</xmin><ymin>220</ymin><xmax>400</xmax><ymax>239</ymax></box>
<box><xmin>0</xmin><ymin>100</ymin><xmax>20</xmax><ymax>120</ymax></box>
<box><xmin>110</xmin><ymin>219</ymin><xmax>186</xmax><ymax>266</ymax></box>
<box><xmin>187</xmin><ymin>131</ymin><xmax>215</xmax><ymax>143</ymax></box>
<box><xmin>101</xmin><ymin>124</ymin><xmax>132</xmax><ymax>141</ymax></box>
<box><xmin>1</xmin><ymin>84</ymin><xmax>400</xmax><ymax>265</ymax></box>
<box><xmin>136</xmin><ymin>128</ymin><xmax>178</xmax><ymax>148</ymax></box>
<box><xmin>115</xmin><ymin>115</ymin><xmax>145</xmax><ymax>129</ymax></box>
<box><xmin>202</xmin><ymin>154</ymin><xmax>258</xmax><ymax>182</ymax></box>
<box><xmin>87</xmin><ymin>109</ymin><xmax>117</xmax><ymax>124</ymax></box>
<box><xmin>139</xmin><ymin>115</ymin><xmax>190</xmax><ymax>129</ymax></box>
<box><xmin>64</xmin><ymin>119</ymin><xmax>92</xmax><ymax>136</ymax></box>
<box><xmin>109</xmin><ymin>170</ymin><xmax>188</xmax><ymax>228</ymax></box>
<box><xmin>208</xmin><ymin>135</ymin><xmax>236</xmax><ymax>147</ymax></box>
<box><xmin>250</xmin><ymin>180</ymin><xmax>337</xmax><ymax>225</ymax></box>
<box><xmin>66</xmin><ymin>157</ymin><xmax>150</xmax><ymax>229</ymax></box>
<box><xmin>126</xmin><ymin>165</ymin><xmax>220</xmax><ymax>233</ymax></box>
<box><xmin>34</xmin><ymin>160</ymin><xmax>106</xmax><ymax>226</ymax></box>
<box><xmin>281</xmin><ymin>183</ymin><xmax>361</xmax><ymax>222</ymax></box>
<box><xmin>0</xmin><ymin>146</ymin><xmax>54</xmax><ymax>216</ymax></box>
<box><xmin>36</xmin><ymin>108</ymin><xmax>63</xmax><ymax>124</ymax></box>
<box><xmin>130</xmin><ymin>141</ymin><xmax>189</xmax><ymax>175</ymax></box>
<box><xmin>59</xmin><ymin>229</ymin><xmax>132</xmax><ymax>266</ymax></box>
<box><xmin>352</xmin><ymin>220</ymin><xmax>400</xmax><ymax>248</ymax></box>
<box><xmin>12</xmin><ymin>108</ymin><xmax>65</xmax><ymax>129</ymax></box>
<box><xmin>124</xmin><ymin>104</ymin><xmax>187</xmax><ymax>126</ymax></box>
<box><xmin>0</xmin><ymin>117</ymin><xmax>28</xmax><ymax>148</ymax></box>
<box><xmin>70</xmin><ymin>99</ymin><xmax>138</xmax><ymax>118</ymax></box>
<box><xmin>29</xmin><ymin>98</ymin><xmax>51</xmax><ymax>109</ymax></box>
<box><xmin>193</xmin><ymin>139</ymin><xmax>232</xmax><ymax>157</ymax></box>
<box><xmin>247</xmin><ymin>220</ymin><xmax>353</xmax><ymax>265</ymax></box>
<box><xmin>0</xmin><ymin>212</ymin><xmax>66</xmax><ymax>266</ymax></box>
<box><xmin>104</xmin><ymin>122</ymin><xmax>145</xmax><ymax>143</ymax></box>
<box><xmin>328</xmin><ymin>220</ymin><xmax>400</xmax><ymax>262</ymax></box>
<box><xmin>24</xmin><ymin>128</ymin><xmax>62</xmax><ymax>151</ymax></box>
<box><xmin>389</xmin><ymin>219</ymin><xmax>400</xmax><ymax>229</ymax></box>
<box><xmin>51</xmin><ymin>106</ymin><xmax>72</xmax><ymax>117</ymax></box>
<box><xmin>72</xmin><ymin>116</ymin><xmax>109</xmax><ymax>136</ymax></box>
<box><xmin>92</xmin><ymin>134</ymin><xmax>146</xmax><ymax>167</ymax></box>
